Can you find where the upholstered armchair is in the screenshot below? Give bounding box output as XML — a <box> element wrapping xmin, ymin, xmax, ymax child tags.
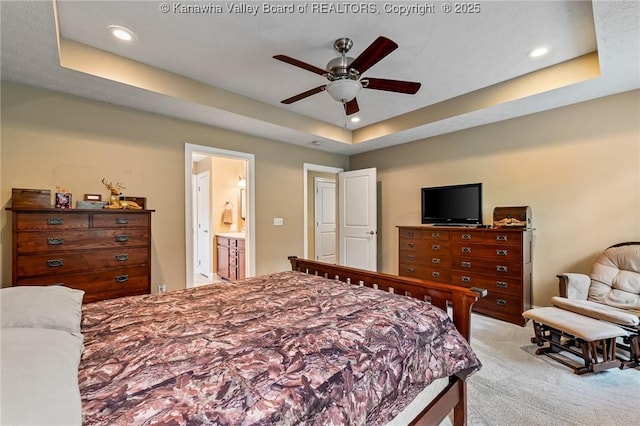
<box><xmin>524</xmin><ymin>242</ymin><xmax>640</xmax><ymax>373</ymax></box>
<box><xmin>555</xmin><ymin>243</ymin><xmax>640</xmax><ymax>366</ymax></box>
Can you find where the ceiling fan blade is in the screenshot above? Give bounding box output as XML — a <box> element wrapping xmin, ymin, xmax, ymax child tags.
<box><xmin>281</xmin><ymin>85</ymin><xmax>326</xmax><ymax>104</ymax></box>
<box><xmin>273</xmin><ymin>54</ymin><xmax>327</xmax><ymax>76</ymax></box>
<box><xmin>348</xmin><ymin>36</ymin><xmax>398</xmax><ymax>74</ymax></box>
<box><xmin>344</xmin><ymin>98</ymin><xmax>359</xmax><ymax>115</ymax></box>
<box><xmin>363</xmin><ymin>77</ymin><xmax>421</xmax><ymax>94</ymax></box>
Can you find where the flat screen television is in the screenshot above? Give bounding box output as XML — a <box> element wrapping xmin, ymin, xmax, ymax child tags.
<box><xmin>421</xmin><ymin>183</ymin><xmax>483</xmax><ymax>225</ymax></box>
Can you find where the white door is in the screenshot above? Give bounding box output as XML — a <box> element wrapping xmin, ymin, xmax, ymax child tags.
<box><xmin>338</xmin><ymin>168</ymin><xmax>377</xmax><ymax>271</ymax></box>
<box><xmin>314</xmin><ymin>178</ymin><xmax>336</xmax><ymax>263</ymax></box>
<box><xmin>196</xmin><ymin>171</ymin><xmax>211</xmax><ymax>277</ymax></box>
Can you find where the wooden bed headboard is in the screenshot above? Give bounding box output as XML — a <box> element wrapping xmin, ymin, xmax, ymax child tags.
<box><xmin>289</xmin><ymin>256</ymin><xmax>487</xmax><ymax>341</ymax></box>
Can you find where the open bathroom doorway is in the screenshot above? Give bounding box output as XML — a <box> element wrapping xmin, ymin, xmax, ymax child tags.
<box><xmin>185</xmin><ymin>143</ymin><xmax>255</xmax><ymax>288</ymax></box>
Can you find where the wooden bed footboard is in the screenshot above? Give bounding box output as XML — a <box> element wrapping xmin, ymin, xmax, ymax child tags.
<box><xmin>289</xmin><ymin>256</ymin><xmax>486</xmax><ymax>426</ymax></box>
<box><xmin>288</xmin><ymin>256</ymin><xmax>486</xmax><ymax>341</ymax></box>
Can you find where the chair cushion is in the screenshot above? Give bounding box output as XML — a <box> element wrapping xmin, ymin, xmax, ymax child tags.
<box><xmin>588</xmin><ymin>244</ymin><xmax>640</xmax><ymax>310</ymax></box>
<box><xmin>551</xmin><ymin>296</ymin><xmax>640</xmax><ymax>326</ymax></box>
<box><xmin>523</xmin><ymin>307</ymin><xmax>628</xmax><ymax>341</ymax></box>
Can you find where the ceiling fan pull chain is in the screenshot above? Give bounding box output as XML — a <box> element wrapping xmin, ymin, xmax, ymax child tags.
<box><xmin>343</xmin><ymin>103</ymin><xmax>348</xmax><ymax>129</ymax></box>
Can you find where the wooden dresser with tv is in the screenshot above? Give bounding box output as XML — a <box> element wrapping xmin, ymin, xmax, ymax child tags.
<box><xmin>398</xmin><ymin>225</ymin><xmax>532</xmax><ymax>326</ymax></box>
<box><xmin>8</xmin><ymin>208</ymin><xmax>153</xmax><ymax>303</ymax></box>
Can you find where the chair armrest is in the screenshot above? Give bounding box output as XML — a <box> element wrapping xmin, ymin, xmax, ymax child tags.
<box><xmin>557</xmin><ymin>273</ymin><xmax>591</xmax><ymax>300</ymax></box>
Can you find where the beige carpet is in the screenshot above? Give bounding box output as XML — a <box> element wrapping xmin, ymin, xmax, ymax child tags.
<box><xmin>442</xmin><ymin>313</ymin><xmax>639</xmax><ymax>425</ymax></box>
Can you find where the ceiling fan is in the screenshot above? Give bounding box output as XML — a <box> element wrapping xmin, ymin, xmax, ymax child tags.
<box><xmin>273</xmin><ymin>36</ymin><xmax>421</xmax><ymax>115</ymax></box>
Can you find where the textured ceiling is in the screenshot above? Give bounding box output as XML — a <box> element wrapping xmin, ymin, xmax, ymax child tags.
<box><xmin>1</xmin><ymin>1</ymin><xmax>639</xmax><ymax>154</ymax></box>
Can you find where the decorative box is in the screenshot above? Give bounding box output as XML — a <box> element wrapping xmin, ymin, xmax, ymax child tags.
<box><xmin>11</xmin><ymin>188</ymin><xmax>51</xmax><ymax>208</ymax></box>
<box><xmin>76</xmin><ymin>201</ymin><xmax>108</xmax><ymax>209</ymax></box>
<box><xmin>121</xmin><ymin>196</ymin><xmax>146</xmax><ymax>209</ymax></box>
<box><xmin>493</xmin><ymin>206</ymin><xmax>532</xmax><ymax>228</ymax></box>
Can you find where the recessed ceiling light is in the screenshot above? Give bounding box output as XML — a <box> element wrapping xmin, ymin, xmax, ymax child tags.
<box><xmin>107</xmin><ymin>25</ymin><xmax>136</xmax><ymax>41</ymax></box>
<box><xmin>529</xmin><ymin>46</ymin><xmax>549</xmax><ymax>58</ymax></box>
<box><xmin>350</xmin><ymin>116</ymin><xmax>361</xmax><ymax>123</ymax></box>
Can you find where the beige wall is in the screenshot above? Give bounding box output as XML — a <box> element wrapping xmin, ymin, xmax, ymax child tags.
<box><xmin>350</xmin><ymin>89</ymin><xmax>640</xmax><ymax>307</ymax></box>
<box><xmin>2</xmin><ymin>82</ymin><xmax>638</xmax><ymax>305</ymax></box>
<box><xmin>1</xmin><ymin>82</ymin><xmax>349</xmax><ymax>290</ymax></box>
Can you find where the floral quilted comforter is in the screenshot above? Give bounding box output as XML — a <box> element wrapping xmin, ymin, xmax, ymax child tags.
<box><xmin>79</xmin><ymin>271</ymin><xmax>480</xmax><ymax>425</ymax></box>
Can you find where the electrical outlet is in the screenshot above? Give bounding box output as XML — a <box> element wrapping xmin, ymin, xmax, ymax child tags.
<box><xmin>273</xmin><ymin>217</ymin><xmax>284</xmax><ymax>226</ymax></box>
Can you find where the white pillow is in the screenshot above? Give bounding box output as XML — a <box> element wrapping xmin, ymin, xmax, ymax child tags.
<box><xmin>0</xmin><ymin>327</ymin><xmax>83</xmax><ymax>425</ymax></box>
<box><xmin>0</xmin><ymin>286</ymin><xmax>84</xmax><ymax>335</ymax></box>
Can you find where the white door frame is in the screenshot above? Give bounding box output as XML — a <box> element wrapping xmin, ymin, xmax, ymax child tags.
<box><xmin>303</xmin><ymin>163</ymin><xmax>344</xmax><ymax>259</ymax></box>
<box><xmin>185</xmin><ymin>143</ymin><xmax>255</xmax><ymax>288</ymax></box>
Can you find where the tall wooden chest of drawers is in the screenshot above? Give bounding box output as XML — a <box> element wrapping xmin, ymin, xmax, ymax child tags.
<box><xmin>8</xmin><ymin>208</ymin><xmax>153</xmax><ymax>303</ymax></box>
<box><xmin>398</xmin><ymin>226</ymin><xmax>532</xmax><ymax>326</ymax></box>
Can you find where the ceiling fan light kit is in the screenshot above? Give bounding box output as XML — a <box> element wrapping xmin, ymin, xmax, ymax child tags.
<box><xmin>326</xmin><ymin>79</ymin><xmax>361</xmax><ymax>102</ymax></box>
<box><xmin>274</xmin><ymin>36</ymin><xmax>421</xmax><ymax>115</ymax></box>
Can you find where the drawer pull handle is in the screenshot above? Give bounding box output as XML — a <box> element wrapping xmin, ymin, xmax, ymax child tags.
<box><xmin>496</xmin><ymin>298</ymin><xmax>508</xmax><ymax>306</ymax></box>
<box><xmin>406</xmin><ymin>267</ymin><xmax>415</xmax><ymax>273</ymax></box>
<box><xmin>497</xmin><ymin>281</ymin><xmax>508</xmax><ymax>288</ymax></box>
<box><xmin>115</xmin><ymin>217</ymin><xmax>129</xmax><ymax>225</ymax></box>
<box><xmin>432</xmin><ymin>244</ymin><xmax>440</xmax><ymax>251</ymax></box>
<box><xmin>462</xmin><ymin>234</ymin><xmax>472</xmax><ymax>240</ymax></box>
<box><xmin>461</xmin><ymin>276</ymin><xmax>471</xmax><ymax>283</ymax></box>
<box><xmin>496</xmin><ymin>235</ymin><xmax>508</xmax><ymax>241</ymax></box>
<box><xmin>431</xmin><ymin>232</ymin><xmax>440</xmax><ymax>238</ymax></box>
<box><xmin>47</xmin><ymin>237</ymin><xmax>64</xmax><ymax>245</ymax></box>
<box><xmin>432</xmin><ymin>258</ymin><xmax>440</xmax><ymax>264</ymax></box>
<box><xmin>115</xmin><ymin>254</ymin><xmax>129</xmax><ymax>261</ymax></box>
<box><xmin>407</xmin><ymin>243</ymin><xmax>415</xmax><ymax>248</ymax></box>
<box><xmin>115</xmin><ymin>234</ymin><xmax>129</xmax><ymax>242</ymax></box>
<box><xmin>406</xmin><ymin>255</ymin><xmax>415</xmax><ymax>260</ymax></box>
<box><xmin>461</xmin><ymin>261</ymin><xmax>472</xmax><ymax>268</ymax></box>
<box><xmin>47</xmin><ymin>259</ymin><xmax>64</xmax><ymax>267</ymax></box>
<box><xmin>406</xmin><ymin>231</ymin><xmax>415</xmax><ymax>237</ymax></box>
<box><xmin>47</xmin><ymin>217</ymin><xmax>63</xmax><ymax>225</ymax></box>
<box><xmin>115</xmin><ymin>274</ymin><xmax>129</xmax><ymax>283</ymax></box>
<box><xmin>496</xmin><ymin>265</ymin><xmax>508</xmax><ymax>272</ymax></box>
<box><xmin>496</xmin><ymin>249</ymin><xmax>508</xmax><ymax>256</ymax></box>
<box><xmin>462</xmin><ymin>247</ymin><xmax>471</xmax><ymax>253</ymax></box>
<box><xmin>432</xmin><ymin>272</ymin><xmax>441</xmax><ymax>278</ymax></box>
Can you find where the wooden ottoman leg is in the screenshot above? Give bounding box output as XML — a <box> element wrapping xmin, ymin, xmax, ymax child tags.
<box><xmin>535</xmin><ymin>325</ymin><xmax>563</xmax><ymax>355</ymax></box>
<box><xmin>630</xmin><ymin>335</ymin><xmax>640</xmax><ymax>364</ymax></box>
<box><xmin>580</xmin><ymin>338</ymin><xmax>622</xmax><ymax>374</ymax></box>
<box><xmin>619</xmin><ymin>334</ymin><xmax>640</xmax><ymax>369</ymax></box>
<box><xmin>531</xmin><ymin>320</ymin><xmax>545</xmax><ymax>345</ymax></box>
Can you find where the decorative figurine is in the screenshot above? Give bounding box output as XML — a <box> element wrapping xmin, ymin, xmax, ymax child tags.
<box><xmin>102</xmin><ymin>178</ymin><xmax>142</xmax><ymax>209</ymax></box>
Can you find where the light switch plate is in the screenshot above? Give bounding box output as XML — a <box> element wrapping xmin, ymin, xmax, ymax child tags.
<box><xmin>274</xmin><ymin>217</ymin><xmax>284</xmax><ymax>226</ymax></box>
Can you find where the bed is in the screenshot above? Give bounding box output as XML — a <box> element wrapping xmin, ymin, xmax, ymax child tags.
<box><xmin>0</xmin><ymin>258</ymin><xmax>485</xmax><ymax>426</ymax></box>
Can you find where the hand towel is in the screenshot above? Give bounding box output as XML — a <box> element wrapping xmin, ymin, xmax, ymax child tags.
<box><xmin>223</xmin><ymin>203</ymin><xmax>233</xmax><ymax>225</ymax></box>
